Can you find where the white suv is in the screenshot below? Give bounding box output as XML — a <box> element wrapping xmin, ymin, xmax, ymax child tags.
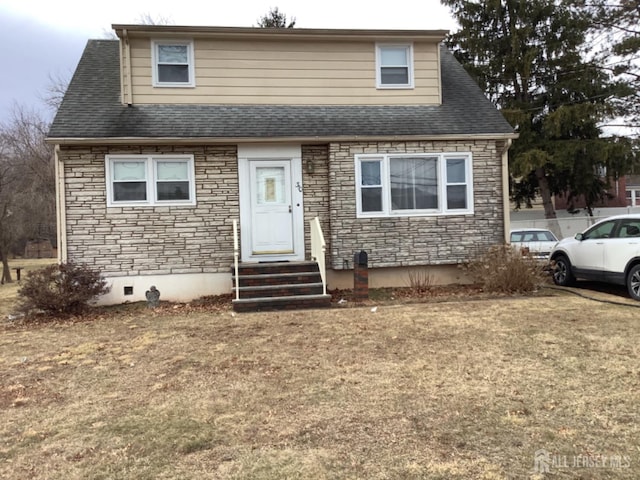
<box><xmin>550</xmin><ymin>214</ymin><xmax>640</xmax><ymax>300</ymax></box>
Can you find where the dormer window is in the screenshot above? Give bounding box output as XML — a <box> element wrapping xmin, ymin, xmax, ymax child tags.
<box><xmin>376</xmin><ymin>44</ymin><xmax>414</xmax><ymax>89</ymax></box>
<box><xmin>151</xmin><ymin>40</ymin><xmax>195</xmax><ymax>87</ymax></box>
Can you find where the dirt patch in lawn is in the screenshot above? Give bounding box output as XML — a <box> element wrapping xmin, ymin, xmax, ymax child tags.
<box><xmin>1</xmin><ymin>292</ymin><xmax>639</xmax><ymax>479</ymax></box>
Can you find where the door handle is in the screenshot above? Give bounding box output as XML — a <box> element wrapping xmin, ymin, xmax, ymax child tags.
<box><xmin>289</xmin><ymin>205</ymin><xmax>292</xmax><ymax>213</ymax></box>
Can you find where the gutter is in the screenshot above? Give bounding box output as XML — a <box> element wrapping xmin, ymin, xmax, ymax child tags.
<box><xmin>46</xmin><ymin>133</ymin><xmax>520</xmax><ymax>146</ymax></box>
<box><xmin>112</xmin><ymin>24</ymin><xmax>450</xmax><ymax>42</ymax></box>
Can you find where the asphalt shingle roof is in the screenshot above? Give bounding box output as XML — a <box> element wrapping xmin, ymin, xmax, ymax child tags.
<box><xmin>48</xmin><ymin>39</ymin><xmax>514</xmax><ymax>140</ymax></box>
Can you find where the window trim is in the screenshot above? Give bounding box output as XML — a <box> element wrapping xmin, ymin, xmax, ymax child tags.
<box><xmin>151</xmin><ymin>39</ymin><xmax>196</xmax><ymax>88</ymax></box>
<box><xmin>375</xmin><ymin>43</ymin><xmax>414</xmax><ymax>89</ymax></box>
<box><xmin>355</xmin><ymin>152</ymin><xmax>474</xmax><ymax>218</ymax></box>
<box><xmin>106</xmin><ymin>154</ymin><xmax>196</xmax><ymax>207</ymax></box>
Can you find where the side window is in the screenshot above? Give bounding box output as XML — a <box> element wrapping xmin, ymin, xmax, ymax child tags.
<box><xmin>539</xmin><ymin>231</ymin><xmax>556</xmax><ymax>241</ymax></box>
<box><xmin>112</xmin><ymin>160</ymin><xmax>148</xmax><ymax>202</ymax></box>
<box><xmin>152</xmin><ymin>40</ymin><xmax>195</xmax><ymax>87</ymax></box>
<box><xmin>359</xmin><ymin>159</ymin><xmax>384</xmax><ymax>213</ymax></box>
<box><xmin>584</xmin><ymin>221</ymin><xmax>616</xmax><ymax>240</ymax></box>
<box><xmin>445</xmin><ymin>158</ymin><xmax>468</xmax><ymax>210</ymax></box>
<box><xmin>376</xmin><ymin>44</ymin><xmax>414</xmax><ymax>89</ymax></box>
<box><xmin>619</xmin><ymin>221</ymin><xmax>640</xmax><ymax>238</ymax></box>
<box><xmin>106</xmin><ymin>155</ymin><xmax>196</xmax><ymax>207</ymax></box>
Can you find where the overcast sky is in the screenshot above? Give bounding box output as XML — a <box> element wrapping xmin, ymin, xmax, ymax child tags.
<box><xmin>0</xmin><ymin>0</ymin><xmax>457</xmax><ymax>124</ymax></box>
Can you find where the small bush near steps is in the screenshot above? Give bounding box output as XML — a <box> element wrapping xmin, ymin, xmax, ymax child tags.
<box><xmin>17</xmin><ymin>262</ymin><xmax>110</xmax><ymax>317</ymax></box>
<box><xmin>461</xmin><ymin>245</ymin><xmax>547</xmax><ymax>294</ymax></box>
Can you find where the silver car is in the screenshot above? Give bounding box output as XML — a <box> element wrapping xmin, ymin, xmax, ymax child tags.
<box><xmin>510</xmin><ymin>228</ymin><xmax>558</xmax><ymax>261</ymax></box>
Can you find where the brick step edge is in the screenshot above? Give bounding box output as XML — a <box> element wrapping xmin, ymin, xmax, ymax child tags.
<box><xmin>232</xmin><ymin>272</ymin><xmax>321</xmax><ymax>286</ymax></box>
<box><xmin>236</xmin><ymin>285</ymin><xmax>324</xmax><ymax>299</ymax></box>
<box><xmin>232</xmin><ymin>262</ymin><xmax>319</xmax><ymax>275</ymax></box>
<box><xmin>232</xmin><ymin>294</ymin><xmax>332</xmax><ymax>312</ymax></box>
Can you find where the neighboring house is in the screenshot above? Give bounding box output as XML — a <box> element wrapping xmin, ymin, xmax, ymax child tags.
<box><xmin>554</xmin><ymin>175</ymin><xmax>628</xmax><ymax>210</ymax></box>
<box><xmin>624</xmin><ymin>175</ymin><xmax>640</xmax><ymax>207</ymax></box>
<box><xmin>47</xmin><ymin>24</ymin><xmax>516</xmax><ymax>308</ymax></box>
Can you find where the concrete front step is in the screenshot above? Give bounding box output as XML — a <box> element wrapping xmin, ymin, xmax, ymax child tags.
<box><xmin>231</xmin><ymin>261</ymin><xmax>330</xmax><ymax>312</ymax></box>
<box><xmin>232</xmin><ymin>294</ymin><xmax>332</xmax><ymax>312</ymax></box>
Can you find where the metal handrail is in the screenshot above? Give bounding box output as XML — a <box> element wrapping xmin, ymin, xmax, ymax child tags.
<box><xmin>233</xmin><ymin>219</ymin><xmax>239</xmax><ymax>300</ymax></box>
<box><xmin>310</xmin><ymin>217</ymin><xmax>327</xmax><ymax>295</ymax></box>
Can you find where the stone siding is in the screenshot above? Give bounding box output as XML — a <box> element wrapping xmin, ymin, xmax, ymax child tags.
<box><xmin>61</xmin><ymin>145</ymin><xmax>239</xmax><ymax>277</ymax></box>
<box><xmin>61</xmin><ymin>140</ymin><xmax>505</xmax><ymax>277</ymax></box>
<box><xmin>327</xmin><ymin>140</ymin><xmax>505</xmax><ymax>269</ymax></box>
<box><xmin>301</xmin><ymin>144</ymin><xmax>331</xmax><ymax>261</ymax></box>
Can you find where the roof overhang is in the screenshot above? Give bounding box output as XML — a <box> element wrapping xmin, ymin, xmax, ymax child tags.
<box><xmin>47</xmin><ymin>133</ymin><xmax>519</xmax><ymax>146</ymax></box>
<box><xmin>111</xmin><ymin>24</ymin><xmax>449</xmax><ymax>42</ymax></box>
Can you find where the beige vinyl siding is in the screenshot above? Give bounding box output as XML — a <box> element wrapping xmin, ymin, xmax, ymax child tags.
<box><xmin>128</xmin><ymin>38</ymin><xmax>441</xmax><ymax>105</ymax></box>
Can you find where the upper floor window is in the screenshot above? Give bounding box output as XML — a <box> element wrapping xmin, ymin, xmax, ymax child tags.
<box><xmin>151</xmin><ymin>40</ymin><xmax>195</xmax><ymax>87</ymax></box>
<box><xmin>376</xmin><ymin>44</ymin><xmax>414</xmax><ymax>89</ymax></box>
<box><xmin>355</xmin><ymin>153</ymin><xmax>473</xmax><ymax>217</ymax></box>
<box><xmin>106</xmin><ymin>155</ymin><xmax>196</xmax><ymax>207</ymax></box>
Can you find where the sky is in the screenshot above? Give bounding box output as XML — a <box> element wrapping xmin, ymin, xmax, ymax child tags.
<box><xmin>0</xmin><ymin>0</ymin><xmax>458</xmax><ymax>124</ymax></box>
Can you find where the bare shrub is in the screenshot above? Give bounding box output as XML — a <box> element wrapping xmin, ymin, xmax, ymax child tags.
<box><xmin>461</xmin><ymin>245</ymin><xmax>546</xmax><ymax>294</ymax></box>
<box><xmin>406</xmin><ymin>268</ymin><xmax>435</xmax><ymax>293</ymax></box>
<box><xmin>17</xmin><ymin>262</ymin><xmax>110</xmax><ymax>317</ymax></box>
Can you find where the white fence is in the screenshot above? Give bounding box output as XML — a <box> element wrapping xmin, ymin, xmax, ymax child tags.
<box><xmin>510</xmin><ymin>206</ymin><xmax>640</xmax><ymax>240</ymax></box>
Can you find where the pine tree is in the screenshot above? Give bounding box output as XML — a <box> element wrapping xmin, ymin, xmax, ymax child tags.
<box><xmin>256</xmin><ymin>7</ymin><xmax>296</xmax><ymax>28</ymax></box>
<box><xmin>443</xmin><ymin>0</ymin><xmax>637</xmax><ymax>221</ymax></box>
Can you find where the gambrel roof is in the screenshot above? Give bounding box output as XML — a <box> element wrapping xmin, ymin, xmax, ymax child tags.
<box><xmin>48</xmin><ymin>39</ymin><xmax>515</xmax><ymax>142</ymax></box>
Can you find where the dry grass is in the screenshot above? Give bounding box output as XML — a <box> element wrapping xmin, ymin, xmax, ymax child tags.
<box><xmin>1</xmin><ymin>293</ymin><xmax>639</xmax><ymax>479</ymax></box>
<box><xmin>0</xmin><ymin>258</ymin><xmax>57</xmax><ymax>317</ymax></box>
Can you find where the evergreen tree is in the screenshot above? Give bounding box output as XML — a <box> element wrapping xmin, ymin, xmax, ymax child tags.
<box><xmin>442</xmin><ymin>0</ymin><xmax>637</xmax><ymax>222</ymax></box>
<box><xmin>256</xmin><ymin>7</ymin><xmax>296</xmax><ymax>28</ymax></box>
<box><xmin>588</xmin><ymin>0</ymin><xmax>639</xmax><ymax>130</ymax></box>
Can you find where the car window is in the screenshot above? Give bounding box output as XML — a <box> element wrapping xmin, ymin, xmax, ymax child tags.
<box><xmin>538</xmin><ymin>231</ymin><xmax>557</xmax><ymax>241</ymax></box>
<box><xmin>618</xmin><ymin>220</ymin><xmax>640</xmax><ymax>238</ymax></box>
<box><xmin>583</xmin><ymin>220</ymin><xmax>616</xmax><ymax>240</ymax></box>
<box><xmin>510</xmin><ymin>232</ymin><xmax>523</xmax><ymax>242</ymax></box>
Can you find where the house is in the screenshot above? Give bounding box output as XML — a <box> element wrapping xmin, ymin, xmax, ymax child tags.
<box><xmin>554</xmin><ymin>175</ymin><xmax>628</xmax><ymax>211</ymax></box>
<box><xmin>47</xmin><ymin>24</ymin><xmax>516</xmax><ymax>309</ymax></box>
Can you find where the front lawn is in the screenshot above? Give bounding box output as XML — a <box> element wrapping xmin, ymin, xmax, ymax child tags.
<box><xmin>1</xmin><ymin>295</ymin><xmax>638</xmax><ymax>479</ymax></box>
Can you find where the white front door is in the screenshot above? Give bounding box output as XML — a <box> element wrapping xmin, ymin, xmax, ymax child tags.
<box><xmin>249</xmin><ymin>160</ymin><xmax>294</xmax><ymax>254</ymax></box>
<box><xmin>238</xmin><ymin>145</ymin><xmax>305</xmax><ymax>262</ymax></box>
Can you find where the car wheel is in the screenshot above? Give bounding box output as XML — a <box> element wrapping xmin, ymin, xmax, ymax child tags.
<box><xmin>626</xmin><ymin>264</ymin><xmax>640</xmax><ymax>301</ymax></box>
<box><xmin>553</xmin><ymin>255</ymin><xmax>575</xmax><ymax>286</ymax></box>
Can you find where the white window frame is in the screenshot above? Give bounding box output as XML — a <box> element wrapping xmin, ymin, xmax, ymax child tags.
<box><xmin>151</xmin><ymin>40</ymin><xmax>196</xmax><ymax>87</ymax></box>
<box><xmin>355</xmin><ymin>152</ymin><xmax>474</xmax><ymax>217</ymax></box>
<box><xmin>106</xmin><ymin>155</ymin><xmax>196</xmax><ymax>207</ymax></box>
<box><xmin>375</xmin><ymin>43</ymin><xmax>414</xmax><ymax>89</ymax></box>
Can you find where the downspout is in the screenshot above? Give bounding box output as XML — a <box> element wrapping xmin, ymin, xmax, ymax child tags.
<box><xmin>54</xmin><ymin>145</ymin><xmax>67</xmax><ymax>263</ymax></box>
<box><xmin>437</xmin><ymin>43</ymin><xmax>443</xmax><ymax>105</ymax></box>
<box><xmin>120</xmin><ymin>28</ymin><xmax>133</xmax><ymax>105</ymax></box>
<box><xmin>501</xmin><ymin>139</ymin><xmax>512</xmax><ymax>244</ymax></box>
